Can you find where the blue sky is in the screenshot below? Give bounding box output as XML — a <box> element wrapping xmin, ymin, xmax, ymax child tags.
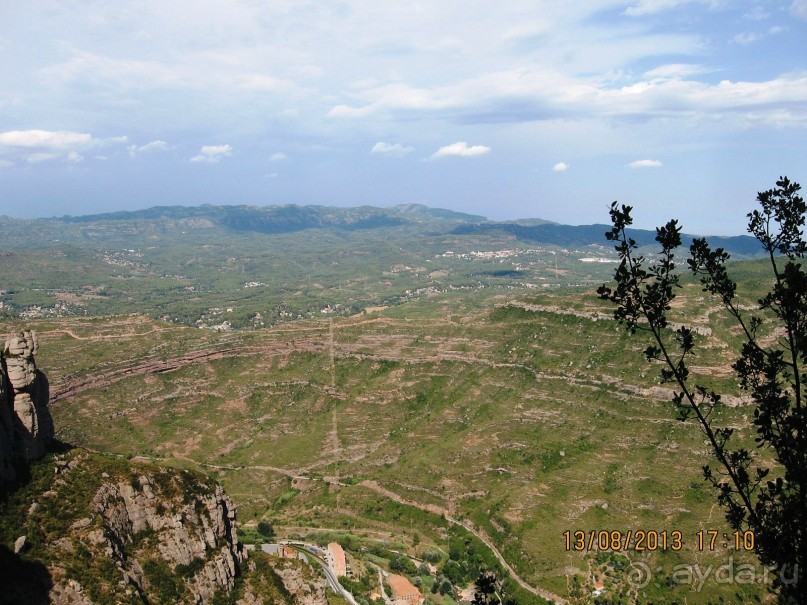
<box><xmin>1</xmin><ymin>1</ymin><xmax>806</xmax><ymax>234</ymax></box>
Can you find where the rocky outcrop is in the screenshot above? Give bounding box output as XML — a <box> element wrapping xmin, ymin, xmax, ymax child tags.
<box><xmin>90</xmin><ymin>472</ymin><xmax>245</xmax><ymax>604</ymax></box>
<box><xmin>0</xmin><ymin>368</ymin><xmax>14</xmax><ymax>480</ymax></box>
<box><xmin>271</xmin><ymin>561</ymin><xmax>328</xmax><ymax>605</ymax></box>
<box><xmin>0</xmin><ymin>330</ymin><xmax>53</xmax><ymax>482</ymax></box>
<box><xmin>13</xmin><ymin>451</ymin><xmax>246</xmax><ymax>604</ymax></box>
<box><xmin>234</xmin><ymin>555</ymin><xmax>326</xmax><ymax>605</ymax></box>
<box><xmin>0</xmin><ymin>336</ymin><xmax>248</xmax><ymax>604</ymax></box>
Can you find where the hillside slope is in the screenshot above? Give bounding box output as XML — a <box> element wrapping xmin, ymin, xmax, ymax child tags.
<box><xmin>26</xmin><ymin>279</ymin><xmax>773</xmax><ymax>604</ymax></box>
<box><xmin>1</xmin><ymin>451</ymin><xmax>245</xmax><ymax>604</ymax></box>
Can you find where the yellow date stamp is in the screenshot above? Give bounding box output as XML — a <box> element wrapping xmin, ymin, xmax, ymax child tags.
<box><xmin>563</xmin><ymin>529</ymin><xmax>757</xmax><ymax>552</ymax></box>
<box><xmin>564</xmin><ymin>529</ymin><xmax>683</xmax><ymax>552</ymax></box>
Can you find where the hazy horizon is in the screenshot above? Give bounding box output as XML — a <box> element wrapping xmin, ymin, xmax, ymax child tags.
<box><xmin>0</xmin><ymin>199</ymin><xmax>766</xmax><ymax>238</ymax></box>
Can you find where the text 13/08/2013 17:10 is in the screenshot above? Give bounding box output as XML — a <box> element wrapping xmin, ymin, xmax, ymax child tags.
<box><xmin>563</xmin><ymin>529</ymin><xmax>757</xmax><ymax>552</ymax></box>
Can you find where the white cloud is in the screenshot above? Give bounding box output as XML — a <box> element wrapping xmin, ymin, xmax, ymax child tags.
<box><xmin>733</xmin><ymin>32</ymin><xmax>762</xmax><ymax>45</ymax></box>
<box><xmin>553</xmin><ymin>162</ymin><xmax>569</xmax><ymax>172</ymax></box>
<box><xmin>625</xmin><ymin>0</ymin><xmax>718</xmax><ymax>17</ymax></box>
<box><xmin>0</xmin><ymin>130</ymin><xmax>93</xmax><ymax>148</ymax></box>
<box><xmin>269</xmin><ymin>152</ymin><xmax>288</xmax><ymax>162</ymax></box>
<box><xmin>370</xmin><ymin>142</ymin><xmax>414</xmax><ymax>157</ymax></box>
<box><xmin>628</xmin><ymin>159</ymin><xmax>662</xmax><ymax>168</ymax></box>
<box><xmin>792</xmin><ymin>0</ymin><xmax>807</xmax><ymax>20</ymax></box>
<box><xmin>644</xmin><ymin>64</ymin><xmax>709</xmax><ymax>81</ymax></box>
<box><xmin>743</xmin><ymin>7</ymin><xmax>770</xmax><ymax>20</ymax></box>
<box><xmin>0</xmin><ymin>129</ymin><xmax>127</xmax><ymax>163</ymax></box>
<box><xmin>42</xmin><ymin>47</ymin><xmax>307</xmax><ymax>98</ymax></box>
<box><xmin>17</xmin><ymin>2</ymin><xmax>766</xmax><ymax>135</ymax></box>
<box><xmin>326</xmin><ymin>65</ymin><xmax>807</xmax><ymax>129</ymax></box>
<box><xmin>191</xmin><ymin>144</ymin><xmax>233</xmax><ymax>163</ymax></box>
<box><xmin>430</xmin><ymin>142</ymin><xmax>491</xmax><ymax>159</ymax></box>
<box><xmin>0</xmin><ymin>159</ymin><xmax>13</xmax><ymax>168</ymax></box>
<box><xmin>328</xmin><ymin>85</ymin><xmax>447</xmax><ymax>118</ymax></box>
<box><xmin>0</xmin><ymin>5</ymin><xmax>803</xmax><ymax>190</ymax></box>
<box><xmin>328</xmin><ymin>104</ymin><xmax>369</xmax><ymax>118</ymax></box>
<box><xmin>502</xmin><ymin>20</ymin><xmax>554</xmax><ymax>42</ymax></box>
<box><xmin>27</xmin><ymin>152</ymin><xmax>60</xmax><ymax>164</ymax></box>
<box><xmin>128</xmin><ymin>140</ymin><xmax>170</xmax><ymax>157</ymax></box>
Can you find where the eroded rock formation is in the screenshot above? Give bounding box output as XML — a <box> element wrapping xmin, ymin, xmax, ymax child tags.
<box><xmin>18</xmin><ymin>452</ymin><xmax>248</xmax><ymax>605</ymax></box>
<box><xmin>89</xmin><ymin>472</ymin><xmax>245</xmax><ymax>604</ymax></box>
<box><xmin>0</xmin><ymin>330</ymin><xmax>53</xmax><ymax>481</ymax></box>
<box><xmin>0</xmin><ymin>332</ymin><xmax>252</xmax><ymax>605</ymax></box>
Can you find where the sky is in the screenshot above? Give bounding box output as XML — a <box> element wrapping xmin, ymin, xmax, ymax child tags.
<box><xmin>1</xmin><ymin>1</ymin><xmax>806</xmax><ymax>235</ymax></box>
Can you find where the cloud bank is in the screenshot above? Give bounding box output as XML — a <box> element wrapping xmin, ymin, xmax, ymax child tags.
<box><xmin>0</xmin><ymin>130</ymin><xmax>128</xmax><ymax>164</ymax></box>
<box><xmin>624</xmin><ymin>0</ymin><xmax>717</xmax><ymax>17</ymax></box>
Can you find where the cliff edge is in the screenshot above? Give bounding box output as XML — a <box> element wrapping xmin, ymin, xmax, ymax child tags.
<box><xmin>2</xmin><ymin>451</ymin><xmax>247</xmax><ymax>604</ymax></box>
<box><xmin>0</xmin><ymin>330</ymin><xmax>316</xmax><ymax>605</ymax></box>
<box><xmin>0</xmin><ymin>331</ymin><xmax>249</xmax><ymax>604</ymax></box>
<box><xmin>0</xmin><ymin>330</ymin><xmax>53</xmax><ymax>481</ymax></box>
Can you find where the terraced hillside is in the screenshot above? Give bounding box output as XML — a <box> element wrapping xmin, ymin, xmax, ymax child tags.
<box><xmin>13</xmin><ymin>278</ymin><xmax>774</xmax><ymax>604</ymax></box>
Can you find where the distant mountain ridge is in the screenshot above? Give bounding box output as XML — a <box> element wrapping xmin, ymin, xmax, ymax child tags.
<box><xmin>0</xmin><ymin>202</ymin><xmax>760</xmax><ymax>256</ymax></box>
<box><xmin>58</xmin><ymin>203</ymin><xmax>488</xmax><ymax>234</ymax></box>
<box><xmin>452</xmin><ymin>221</ymin><xmax>762</xmax><ymax>257</ymax></box>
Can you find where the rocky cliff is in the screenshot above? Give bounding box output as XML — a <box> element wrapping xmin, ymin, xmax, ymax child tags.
<box><xmin>0</xmin><ymin>330</ymin><xmax>53</xmax><ymax>481</ymax></box>
<box><xmin>89</xmin><ymin>469</ymin><xmax>244</xmax><ymax>604</ymax></box>
<box><xmin>0</xmin><ymin>331</ymin><xmax>318</xmax><ymax>605</ymax></box>
<box><xmin>236</xmin><ymin>555</ymin><xmax>328</xmax><ymax>605</ymax></box>
<box><xmin>0</xmin><ymin>330</ymin><xmax>249</xmax><ymax>604</ymax></box>
<box><xmin>3</xmin><ymin>450</ymin><xmax>247</xmax><ymax>604</ymax></box>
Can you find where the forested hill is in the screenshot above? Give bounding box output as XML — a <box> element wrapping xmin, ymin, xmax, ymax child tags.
<box><xmin>57</xmin><ymin>203</ymin><xmax>487</xmax><ymax>234</ymax></box>
<box><xmin>452</xmin><ymin>221</ymin><xmax>761</xmax><ymax>256</ymax></box>
<box><xmin>0</xmin><ymin>202</ymin><xmax>759</xmax><ymax>256</ymax></box>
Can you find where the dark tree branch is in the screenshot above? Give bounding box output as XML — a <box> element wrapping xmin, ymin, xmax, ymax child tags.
<box><xmin>598</xmin><ymin>180</ymin><xmax>806</xmax><ymax>604</ymax></box>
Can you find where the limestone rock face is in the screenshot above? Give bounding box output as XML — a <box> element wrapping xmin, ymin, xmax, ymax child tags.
<box><xmin>5</xmin><ymin>331</ymin><xmax>38</xmax><ymax>387</ymax></box>
<box><xmin>233</xmin><ymin>557</ymin><xmax>327</xmax><ymax>605</ymax></box>
<box><xmin>0</xmin><ymin>330</ymin><xmax>53</xmax><ymax>481</ymax></box>
<box><xmin>0</xmin><ymin>372</ymin><xmax>14</xmax><ymax>481</ymax></box>
<box><xmin>0</xmin><ymin>333</ymin><xmax>247</xmax><ymax>604</ymax></box>
<box><xmin>88</xmin><ymin>471</ymin><xmax>246</xmax><ymax>604</ymax></box>
<box><xmin>7</xmin><ymin>451</ymin><xmax>248</xmax><ymax>605</ymax></box>
<box><xmin>272</xmin><ymin>561</ymin><xmax>328</xmax><ymax>605</ymax></box>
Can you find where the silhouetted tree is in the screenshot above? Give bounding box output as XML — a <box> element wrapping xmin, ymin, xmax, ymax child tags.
<box><xmin>598</xmin><ymin>177</ymin><xmax>806</xmax><ymax>604</ymax></box>
<box><xmin>472</xmin><ymin>571</ymin><xmax>499</xmax><ymax>605</ymax></box>
<box><xmin>472</xmin><ymin>571</ymin><xmax>519</xmax><ymax>605</ymax></box>
<box><xmin>256</xmin><ymin>521</ymin><xmax>274</xmax><ymax>538</ymax></box>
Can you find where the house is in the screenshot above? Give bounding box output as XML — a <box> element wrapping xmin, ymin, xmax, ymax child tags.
<box><xmin>328</xmin><ymin>542</ymin><xmax>347</xmax><ymax>577</ymax></box>
<box><xmin>388</xmin><ymin>574</ymin><xmax>424</xmax><ymax>605</ymax></box>
<box><xmin>281</xmin><ymin>546</ymin><xmax>299</xmax><ymax>559</ymax></box>
<box><xmin>263</xmin><ymin>544</ymin><xmax>303</xmax><ymax>559</ymax></box>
